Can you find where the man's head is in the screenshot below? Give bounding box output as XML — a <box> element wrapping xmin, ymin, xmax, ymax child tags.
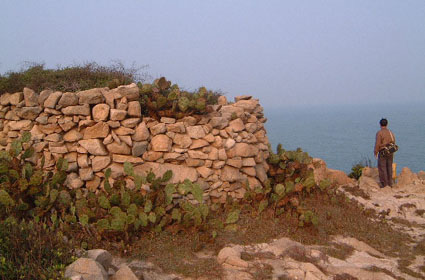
<box><xmin>380</xmin><ymin>118</ymin><xmax>388</xmax><ymax>127</ymax></box>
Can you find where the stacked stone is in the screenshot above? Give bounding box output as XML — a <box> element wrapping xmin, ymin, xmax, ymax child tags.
<box><xmin>0</xmin><ymin>85</ymin><xmax>270</xmax><ymax>203</ymax></box>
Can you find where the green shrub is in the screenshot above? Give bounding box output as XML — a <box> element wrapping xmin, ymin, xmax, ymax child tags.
<box><xmin>348</xmin><ymin>158</ymin><xmax>372</xmax><ymax>180</ymax></box>
<box><xmin>139</xmin><ymin>77</ymin><xmax>221</xmax><ymax>119</ymax></box>
<box><xmin>0</xmin><ymin>62</ymin><xmax>144</xmax><ymax>94</ymax></box>
<box><xmin>0</xmin><ymin>219</ymin><xmax>75</xmax><ymax>280</ymax></box>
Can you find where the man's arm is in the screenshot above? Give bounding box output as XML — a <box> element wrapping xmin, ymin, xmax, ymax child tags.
<box><xmin>374</xmin><ymin>131</ymin><xmax>380</xmax><ymax>157</ymax></box>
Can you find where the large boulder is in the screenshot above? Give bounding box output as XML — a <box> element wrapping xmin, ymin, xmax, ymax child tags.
<box><xmin>77</xmin><ymin>88</ymin><xmax>105</xmax><ymax>104</ymax></box>
<box><xmin>64</xmin><ymin>258</ymin><xmax>108</xmax><ymax>280</ymax></box>
<box><xmin>58</xmin><ymin>92</ymin><xmax>79</xmax><ymax>108</ymax></box>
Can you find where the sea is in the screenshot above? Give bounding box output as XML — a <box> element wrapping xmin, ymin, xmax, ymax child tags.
<box><xmin>264</xmin><ymin>102</ymin><xmax>425</xmax><ymax>174</ymax></box>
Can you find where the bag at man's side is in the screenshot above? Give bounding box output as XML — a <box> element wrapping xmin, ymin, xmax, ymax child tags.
<box><xmin>379</xmin><ymin>130</ymin><xmax>398</xmax><ymax>157</ymax></box>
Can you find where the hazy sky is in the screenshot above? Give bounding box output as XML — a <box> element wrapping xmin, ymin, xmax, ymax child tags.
<box><xmin>1</xmin><ymin>0</ymin><xmax>424</xmax><ymax>108</ymax></box>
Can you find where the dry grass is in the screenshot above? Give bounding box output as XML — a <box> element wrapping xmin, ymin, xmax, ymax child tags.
<box><xmin>94</xmin><ymin>189</ymin><xmax>421</xmax><ymax>278</ymax></box>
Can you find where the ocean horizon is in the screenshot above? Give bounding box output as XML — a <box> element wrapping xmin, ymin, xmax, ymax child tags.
<box><xmin>264</xmin><ymin>102</ymin><xmax>425</xmax><ymax>174</ymax></box>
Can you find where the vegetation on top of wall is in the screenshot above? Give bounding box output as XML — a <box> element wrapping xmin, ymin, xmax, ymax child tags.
<box><xmin>0</xmin><ymin>62</ymin><xmax>143</xmax><ymax>94</ymax></box>
<box><xmin>139</xmin><ymin>77</ymin><xmax>222</xmax><ymax>119</ymax></box>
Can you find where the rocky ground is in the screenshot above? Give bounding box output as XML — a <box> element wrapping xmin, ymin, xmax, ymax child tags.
<box><xmin>66</xmin><ymin>166</ymin><xmax>425</xmax><ymax>280</ymax></box>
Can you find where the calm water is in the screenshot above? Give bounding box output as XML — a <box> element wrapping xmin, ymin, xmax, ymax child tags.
<box><xmin>264</xmin><ymin>103</ymin><xmax>425</xmax><ymax>174</ymax></box>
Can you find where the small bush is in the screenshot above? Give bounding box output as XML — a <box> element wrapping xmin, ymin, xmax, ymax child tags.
<box><xmin>348</xmin><ymin>158</ymin><xmax>372</xmax><ymax>180</ymax></box>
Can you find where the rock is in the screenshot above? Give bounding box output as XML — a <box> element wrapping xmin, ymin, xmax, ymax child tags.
<box><xmin>78</xmin><ymin>139</ymin><xmax>108</xmax><ymax>155</ymax></box>
<box><xmin>45</xmin><ymin>133</ymin><xmax>62</xmax><ymax>142</ymax></box>
<box><xmin>110</xmin><ymin>265</ymin><xmax>138</xmax><ymax>280</ymax></box>
<box><xmin>187</xmin><ymin>126</ymin><xmax>206</xmax><ymax>139</ymax></box>
<box><xmin>134</xmin><ymin>162</ymin><xmax>198</xmax><ymax>184</ymax></box>
<box><xmin>87</xmin><ymin>249</ymin><xmax>112</xmax><ymax>271</ymax></box>
<box><xmin>234</xmin><ymin>99</ymin><xmax>259</xmax><ymax>113</ymax></box>
<box><xmin>245</xmin><ymin>123</ymin><xmax>257</xmax><ymax>133</ymax></box>
<box><xmin>142</xmin><ymin>151</ymin><xmax>163</xmax><ymax>161</ymax></box>
<box><xmin>218</xmin><ymin>148</ymin><xmax>227</xmax><ymax>161</ymax></box>
<box><xmin>132</xmin><ymin>141</ymin><xmax>148</xmax><ymax>157</ymax></box>
<box><xmin>167</xmin><ymin>122</ymin><xmax>186</xmax><ymax>133</ymax></box>
<box><xmin>242</xmin><ymin>158</ymin><xmax>256</xmax><ymax>167</ymax></box>
<box><xmin>255</xmin><ymin>164</ymin><xmax>268</xmax><ymax>183</ymax></box>
<box><xmin>114</xmin><ymin>127</ymin><xmax>135</xmax><ymax>136</ymax></box>
<box><xmin>106</xmin><ymin>142</ymin><xmax>131</xmax><ymax>155</ymax></box>
<box><xmin>209</xmin><ymin>117</ymin><xmax>229</xmax><ymax>129</ymax></box>
<box><xmin>110</xmin><ymin>109</ymin><xmax>127</xmax><ymax>121</ymax></box>
<box><xmin>197</xmin><ymin>166</ymin><xmax>214</xmax><ymax>178</ymax></box>
<box><xmin>160</xmin><ymin>117</ymin><xmax>176</xmax><ymax>124</ymax></box>
<box><xmin>66</xmin><ymin>173</ymin><xmax>84</xmax><ymax>189</ymax></box>
<box><xmin>112</xmin><ymin>154</ymin><xmax>143</xmax><ymax>164</ymax></box>
<box><xmin>217</xmin><ymin>95</ymin><xmax>227</xmax><ymax>105</ymax></box>
<box><xmin>38</xmin><ymin>89</ymin><xmax>52</xmax><ymax>105</ymax></box>
<box><xmin>150</xmin><ymin>123</ymin><xmax>167</xmax><ymax>135</ymax></box>
<box><xmin>188</xmin><ymin>150</ymin><xmax>208</xmax><ymax>160</ymax></box>
<box><xmin>227</xmin><ymin>158</ymin><xmax>243</xmax><ymax>168</ymax></box>
<box><xmin>44</xmin><ymin>91</ymin><xmax>62</xmax><ymax>108</ymax></box>
<box><xmin>217</xmin><ymin>247</ymin><xmax>241</xmax><ymax>265</ymax></box>
<box><xmin>127</xmin><ymin>101</ymin><xmax>141</xmax><ymax>117</ymax></box>
<box><xmin>108</xmin><ymin>163</ymin><xmax>124</xmax><ymax>179</ymax></box>
<box><xmin>229</xmin><ymin>118</ymin><xmax>245</xmax><ymax>132</ymax></box>
<box><xmin>80</xmin><ymin>168</ymin><xmax>94</xmax><ymax>181</ymax></box>
<box><xmin>110</xmin><ymin>83</ymin><xmax>139</xmax><ymax>101</ymax></box>
<box><xmin>121</xmin><ymin>118</ymin><xmax>140</xmax><ymax>128</ymax></box>
<box><xmin>151</xmin><ymin>135</ymin><xmax>172</xmax><ymax>152</ymax></box>
<box><xmin>49</xmin><ymin>142</ymin><xmax>68</xmax><ymax>153</ymax></box>
<box><xmin>92</xmin><ymin>104</ymin><xmax>110</xmax><ymax>121</ymax></box>
<box><xmin>397</xmin><ymin>167</ymin><xmax>419</xmax><ymax>186</ymax></box>
<box><xmin>224</xmin><ymin>138</ymin><xmax>236</xmax><ymax>149</ymax></box>
<box><xmin>91</xmin><ymin>156</ymin><xmax>111</xmax><ymax>172</ymax></box>
<box><xmin>9</xmin><ymin>92</ymin><xmax>24</xmax><ymax>105</ymax></box>
<box><xmin>86</xmin><ymin>176</ymin><xmax>101</xmax><ymax>191</ymax></box>
<box><xmin>247</xmin><ymin>176</ymin><xmax>262</xmax><ymax>189</ymax></box>
<box><xmin>242</xmin><ymin>167</ymin><xmax>256</xmax><ymax>177</ymax></box>
<box><xmin>64</xmin><ymin>258</ymin><xmax>108</xmax><ymax>280</ymax></box>
<box><xmin>8</xmin><ymin>120</ymin><xmax>32</xmax><ymax>131</ymax></box>
<box><xmin>221</xmin><ymin>166</ymin><xmax>243</xmax><ymax>182</ymax></box>
<box><xmin>132</xmin><ymin>122</ymin><xmax>150</xmax><ymax>141</ymax></box>
<box><xmin>23</xmin><ymin>88</ymin><xmax>38</xmax><ymax>106</ymax></box>
<box><xmin>231</xmin><ymin>143</ymin><xmax>258</xmax><ymax>157</ymax></box>
<box><xmin>62</xmin><ymin>104</ymin><xmax>91</xmax><ymax>116</ymax></box>
<box><xmin>0</xmin><ymin>92</ymin><xmax>11</xmax><ymax>105</ymax></box>
<box><xmin>77</xmin><ymin>88</ymin><xmax>105</xmax><ymax>104</ymax></box>
<box><xmin>57</xmin><ymin>92</ymin><xmax>79</xmax><ymax>108</ymax></box>
<box><xmin>63</xmin><ymin>128</ymin><xmax>83</xmax><ymax>142</ymax></box>
<box><xmin>16</xmin><ymin>106</ymin><xmax>43</xmax><ymax>120</ymax></box>
<box><xmin>234</xmin><ymin>95</ymin><xmax>252</xmax><ymax>102</ymax></box>
<box><xmin>84</xmin><ymin>122</ymin><xmax>110</xmax><ymax>139</ymax></box>
<box><xmin>186</xmin><ymin>158</ymin><xmax>205</xmax><ymax>167</ymax></box>
<box><xmin>5</xmin><ymin>110</ymin><xmax>19</xmax><ymax>120</ymax></box>
<box><xmin>173</xmin><ymin>134</ymin><xmax>192</xmax><ymax>148</ymax></box>
<box><xmin>190</xmin><ymin>139</ymin><xmax>209</xmax><ymax>149</ymax></box>
<box><xmin>327</xmin><ymin>169</ymin><xmax>354</xmax><ymax>186</ymax></box>
<box><xmin>64</xmin><ymin>152</ymin><xmax>78</xmax><ymax>163</ymax></box>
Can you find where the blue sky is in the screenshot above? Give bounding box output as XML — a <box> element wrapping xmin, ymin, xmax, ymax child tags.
<box><xmin>1</xmin><ymin>0</ymin><xmax>424</xmax><ymax>108</ymax></box>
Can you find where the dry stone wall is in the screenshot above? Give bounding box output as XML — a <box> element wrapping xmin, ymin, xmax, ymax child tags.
<box><xmin>0</xmin><ymin>84</ymin><xmax>270</xmax><ymax>203</ymax></box>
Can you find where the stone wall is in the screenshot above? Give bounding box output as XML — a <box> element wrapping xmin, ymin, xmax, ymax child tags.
<box><xmin>0</xmin><ymin>84</ymin><xmax>270</xmax><ymax>203</ymax></box>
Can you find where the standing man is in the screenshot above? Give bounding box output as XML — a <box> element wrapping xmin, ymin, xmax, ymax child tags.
<box><xmin>374</xmin><ymin>118</ymin><xmax>395</xmax><ymax>188</ymax></box>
